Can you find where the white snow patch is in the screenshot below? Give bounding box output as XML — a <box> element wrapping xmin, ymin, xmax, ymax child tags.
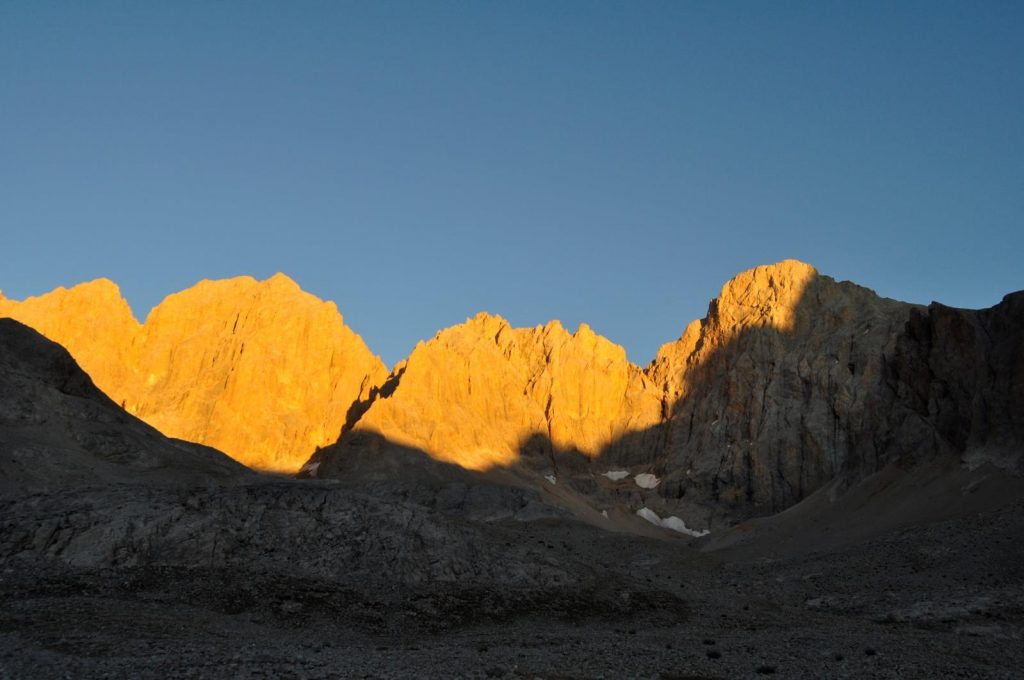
<box><xmin>601</xmin><ymin>510</ymin><xmax>609</xmax><ymax>519</ymax></box>
<box><xmin>636</xmin><ymin>507</ymin><xmax>663</xmax><ymax>526</ymax></box>
<box><xmin>634</xmin><ymin>473</ymin><xmax>661</xmax><ymax>489</ymax></box>
<box><xmin>299</xmin><ymin>461</ymin><xmax>320</xmax><ymax>477</ymax></box>
<box><xmin>602</xmin><ymin>470</ymin><xmax>630</xmax><ymax>481</ymax></box>
<box><xmin>635</xmin><ymin>507</ymin><xmax>709</xmax><ymax>538</ymax></box>
<box><xmin>660</xmin><ymin>516</ymin><xmax>710</xmax><ymax>538</ymax></box>
<box><xmin>544</xmin><ymin>474</ymin><xmax>557</xmax><ymax>485</ymax></box>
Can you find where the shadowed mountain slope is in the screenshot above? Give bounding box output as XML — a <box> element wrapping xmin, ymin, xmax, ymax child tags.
<box><xmin>0</xmin><ymin>318</ymin><xmax>248</xmax><ymax>493</ymax></box>
<box><xmin>638</xmin><ymin>264</ymin><xmax>1024</xmax><ymax>528</ymax></box>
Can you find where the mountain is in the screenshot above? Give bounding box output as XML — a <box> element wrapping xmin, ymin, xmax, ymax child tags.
<box><xmin>0</xmin><ymin>279</ymin><xmax>140</xmax><ymax>400</ymax></box>
<box><xmin>641</xmin><ymin>259</ymin><xmax>917</xmax><ymax>524</ymax></box>
<box><xmin>2</xmin><ymin>264</ymin><xmax>1022</xmax><ymax>678</ymax></box>
<box><xmin>643</xmin><ymin>260</ymin><xmax>1023</xmax><ymax>526</ymax></box>
<box><xmin>321</xmin><ymin>312</ymin><xmax>663</xmax><ymax>473</ymax></box>
<box><xmin>316</xmin><ymin>260</ymin><xmax>1024</xmax><ymax>531</ymax></box>
<box><xmin>0</xmin><ymin>274</ymin><xmax>387</xmax><ymax>472</ymax></box>
<box><xmin>3</xmin><ymin>261</ymin><xmax>1020</xmax><ymax>528</ymax></box>
<box><xmin>0</xmin><ymin>318</ymin><xmax>247</xmax><ymax>493</ymax></box>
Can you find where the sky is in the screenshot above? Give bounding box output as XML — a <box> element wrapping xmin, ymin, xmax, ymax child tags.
<box><xmin>2</xmin><ymin>1</ymin><xmax>1021</xmax><ymax>367</ymax></box>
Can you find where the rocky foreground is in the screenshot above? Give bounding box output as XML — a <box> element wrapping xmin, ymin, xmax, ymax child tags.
<box><xmin>2</xmin><ymin>469</ymin><xmax>1022</xmax><ymax>679</ymax></box>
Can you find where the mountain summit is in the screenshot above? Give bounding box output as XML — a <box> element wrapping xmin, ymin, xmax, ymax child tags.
<box><xmin>321</xmin><ymin>310</ymin><xmax>663</xmax><ymax>472</ymax></box>
<box><xmin>0</xmin><ymin>274</ymin><xmax>387</xmax><ymax>472</ymax></box>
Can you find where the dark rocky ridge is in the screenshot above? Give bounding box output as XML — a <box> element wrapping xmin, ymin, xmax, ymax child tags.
<box><xmin>0</xmin><ymin>318</ymin><xmax>248</xmax><ymax>494</ymax></box>
<box><xmin>887</xmin><ymin>293</ymin><xmax>1024</xmax><ymax>471</ymax></box>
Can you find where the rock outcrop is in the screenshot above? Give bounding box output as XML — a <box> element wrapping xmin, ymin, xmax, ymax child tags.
<box><xmin>0</xmin><ymin>275</ymin><xmax>387</xmax><ymax>472</ymax></box>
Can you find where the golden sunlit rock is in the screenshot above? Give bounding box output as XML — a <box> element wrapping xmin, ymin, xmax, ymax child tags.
<box><xmin>336</xmin><ymin>311</ymin><xmax>664</xmax><ymax>470</ymax></box>
<box><xmin>0</xmin><ymin>279</ymin><xmax>141</xmax><ymax>399</ymax></box>
<box><xmin>0</xmin><ymin>274</ymin><xmax>387</xmax><ymax>473</ymax></box>
<box><xmin>647</xmin><ymin>259</ymin><xmax>820</xmax><ymax>401</ymax></box>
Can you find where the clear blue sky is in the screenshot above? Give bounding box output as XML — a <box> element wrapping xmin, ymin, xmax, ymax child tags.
<box><xmin>3</xmin><ymin>1</ymin><xmax>1021</xmax><ymax>367</ymax></box>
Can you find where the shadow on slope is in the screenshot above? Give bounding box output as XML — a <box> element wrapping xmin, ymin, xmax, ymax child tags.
<box><xmin>700</xmin><ymin>453</ymin><xmax>1024</xmax><ymax>560</ymax></box>
<box><xmin>311</xmin><ymin>429</ymin><xmax>588</xmax><ymax>523</ymax></box>
<box><xmin>0</xmin><ymin>319</ymin><xmax>252</xmax><ymax>495</ymax></box>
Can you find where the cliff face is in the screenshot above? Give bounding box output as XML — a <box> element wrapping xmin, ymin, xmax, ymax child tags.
<box><xmin>0</xmin><ymin>275</ymin><xmax>387</xmax><ymax>472</ymax></box>
<box><xmin>322</xmin><ymin>312</ymin><xmax>663</xmax><ymax>473</ymax></box>
<box><xmin>640</xmin><ymin>262</ymin><xmax>1023</xmax><ymax>525</ymax></box>
<box><xmin>884</xmin><ymin>291</ymin><xmax>1024</xmax><ymax>471</ymax></box>
<box><xmin>0</xmin><ymin>279</ymin><xmax>141</xmax><ymax>401</ymax></box>
<box><xmin>323</xmin><ymin>313</ymin><xmax>663</xmax><ymax>473</ymax></box>
<box><xmin>643</xmin><ymin>261</ymin><xmax>918</xmax><ymax>522</ymax></box>
<box><xmin>123</xmin><ymin>274</ymin><xmax>388</xmax><ymax>472</ymax></box>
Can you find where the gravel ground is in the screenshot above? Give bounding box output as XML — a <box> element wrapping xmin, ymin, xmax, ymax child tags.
<box><xmin>1</xmin><ymin>478</ymin><xmax>1022</xmax><ymax>679</ymax></box>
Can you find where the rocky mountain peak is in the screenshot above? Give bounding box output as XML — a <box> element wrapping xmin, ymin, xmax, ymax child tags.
<box><xmin>711</xmin><ymin>259</ymin><xmax>818</xmax><ymax>332</ymax></box>
<box><xmin>321</xmin><ymin>312</ymin><xmax>663</xmax><ymax>473</ymax></box>
<box><xmin>0</xmin><ymin>275</ymin><xmax>387</xmax><ymax>473</ymax></box>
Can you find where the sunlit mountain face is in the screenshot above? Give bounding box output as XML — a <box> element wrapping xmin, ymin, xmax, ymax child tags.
<box><xmin>1</xmin><ymin>273</ymin><xmax>388</xmax><ymax>473</ymax></box>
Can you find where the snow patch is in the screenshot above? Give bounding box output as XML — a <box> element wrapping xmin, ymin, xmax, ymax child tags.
<box><xmin>635</xmin><ymin>507</ymin><xmax>709</xmax><ymax>538</ymax></box>
<box><xmin>602</xmin><ymin>470</ymin><xmax>630</xmax><ymax>481</ymax></box>
<box><xmin>634</xmin><ymin>473</ymin><xmax>660</xmax><ymax>489</ymax></box>
<box><xmin>660</xmin><ymin>516</ymin><xmax>710</xmax><ymax>538</ymax></box>
<box><xmin>544</xmin><ymin>474</ymin><xmax>556</xmax><ymax>485</ymax></box>
<box><xmin>601</xmin><ymin>510</ymin><xmax>609</xmax><ymax>518</ymax></box>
